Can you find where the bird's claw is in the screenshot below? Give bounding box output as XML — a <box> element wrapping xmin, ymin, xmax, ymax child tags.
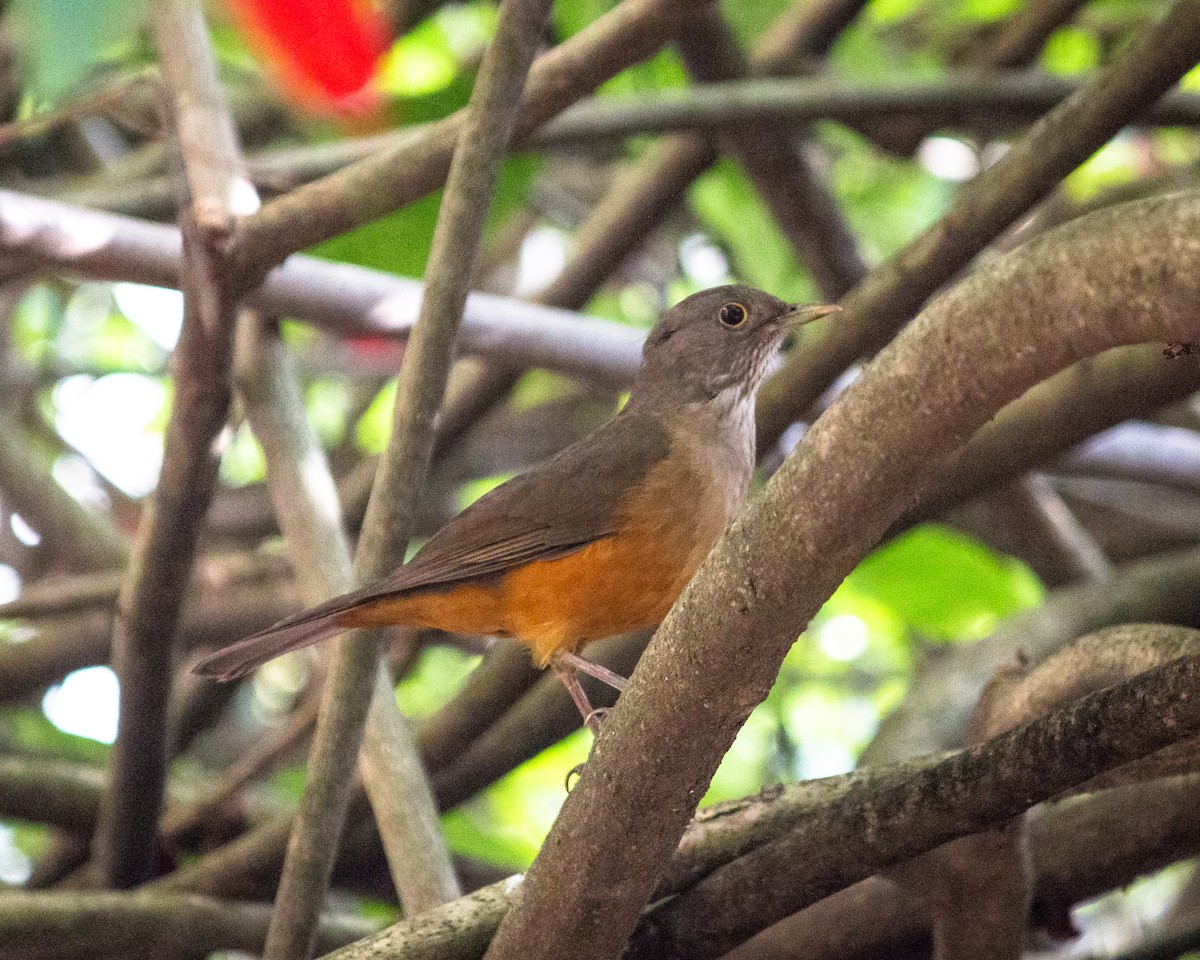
<box><xmin>565</xmin><ymin>709</ymin><xmax>612</xmax><ymax>790</ymax></box>
<box><xmin>565</xmin><ymin>762</ymin><xmax>586</xmax><ymax>791</ymax></box>
<box><xmin>584</xmin><ymin>707</ymin><xmax>609</xmax><ymax>734</ymax></box>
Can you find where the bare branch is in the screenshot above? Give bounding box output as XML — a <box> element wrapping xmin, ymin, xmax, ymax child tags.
<box><xmin>535</xmin><ymin>74</ymin><xmax>1200</xmax><ymax>144</ymax></box>
<box><xmin>430</xmin><ymin>631</ymin><xmax>646</xmax><ymax>809</ymax></box>
<box><xmin>0</xmin><ymin>409</ymin><xmax>128</xmax><ymax>570</ymax></box>
<box><xmin>151</xmin><ymin>1</ymin><xmax>251</xmax><ymax>233</ymax></box>
<box><xmin>0</xmin><ymin>889</ymin><xmax>378</xmax><ymax>959</ymax></box>
<box><xmin>902</xmin><ymin>345</ymin><xmax>1200</xmax><ymax>528</ymax></box>
<box><xmin>0</xmin><ymin>189</ymin><xmax>644</xmax><ymax>387</ymax></box>
<box><xmin>953</xmin><ymin>473</ymin><xmax>1113</xmax><ymax>587</ymax></box>
<box><xmin>0</xmin><ymin>756</ymin><xmax>104</xmax><ymax>834</ymax></box>
<box><xmin>321</xmin><ymin>646</ymin><xmax>1200</xmax><ymax>960</ymax></box>
<box><xmin>721</xmin><ymin>773</ymin><xmax>1200</xmax><ymax>960</ymax></box>
<box><xmin>629</xmin><ymin>647</ymin><xmax>1200</xmax><ymax>959</ymax></box>
<box><xmin>92</xmin><ymin>0</ymin><xmax>247</xmax><ymax>887</ymax></box>
<box><xmin>319</xmin><ymin>878</ymin><xmax>516</xmax><ymax>960</ymax></box>
<box><xmin>675</xmin><ymin>11</ymin><xmax>866</xmax><ymax>299</ymax></box>
<box><xmin>958</xmin><ymin>0</ymin><xmax>1090</xmax><ymax>70</ymax></box>
<box><xmin>893</xmin><ymin>624</ymin><xmax>1200</xmax><ymax>960</ymax></box>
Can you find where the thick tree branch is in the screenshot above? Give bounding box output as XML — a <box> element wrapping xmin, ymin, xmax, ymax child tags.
<box><xmin>320</xmin><ymin>648</ymin><xmax>1200</xmax><ymax>960</ymax></box>
<box><xmin>722</xmin><ymin>772</ymin><xmax>1200</xmax><ymax>960</ymax></box>
<box><xmin>482</xmin><ymin>190</ymin><xmax>1200</xmax><ymax>960</ymax></box>
<box><xmin>891</xmin><ymin>625</ymin><xmax>1200</xmax><ymax>960</ymax></box>
<box><xmin>0</xmin><ymin>757</ymin><xmax>104</xmax><ymax>834</ymax></box>
<box><xmin>902</xmin><ymin>345</ymin><xmax>1200</xmax><ymax>528</ymax></box>
<box><xmin>755</xmin><ymin>0</ymin><xmax>1200</xmax><ymax>447</ymax></box>
<box><xmin>319</xmin><ymin>878</ymin><xmax>516</xmax><ymax>960</ymax></box>
<box><xmin>629</xmin><ymin>647</ymin><xmax>1200</xmax><ymax>959</ymax></box>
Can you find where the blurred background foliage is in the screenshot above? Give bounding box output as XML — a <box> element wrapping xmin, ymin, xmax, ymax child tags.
<box><xmin>0</xmin><ymin>0</ymin><xmax>1191</xmax><ymax>914</ymax></box>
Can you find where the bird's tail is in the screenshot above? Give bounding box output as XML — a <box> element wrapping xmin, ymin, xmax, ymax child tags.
<box><xmin>192</xmin><ymin>592</ymin><xmax>366</xmax><ymax>681</ymax></box>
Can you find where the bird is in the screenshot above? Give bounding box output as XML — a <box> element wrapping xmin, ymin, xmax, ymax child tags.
<box><xmin>194</xmin><ymin>286</ymin><xmax>839</xmax><ymax>731</ymax></box>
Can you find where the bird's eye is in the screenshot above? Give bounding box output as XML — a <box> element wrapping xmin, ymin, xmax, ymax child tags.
<box><xmin>718</xmin><ymin>303</ymin><xmax>747</xmax><ymax>328</ymax></box>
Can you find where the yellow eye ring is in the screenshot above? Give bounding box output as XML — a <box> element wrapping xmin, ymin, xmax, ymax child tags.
<box><xmin>718</xmin><ymin>302</ymin><xmax>747</xmax><ymax>328</ymax></box>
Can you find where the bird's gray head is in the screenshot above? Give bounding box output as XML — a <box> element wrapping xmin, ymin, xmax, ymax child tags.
<box><xmin>629</xmin><ymin>285</ymin><xmax>839</xmax><ymax>411</ymax></box>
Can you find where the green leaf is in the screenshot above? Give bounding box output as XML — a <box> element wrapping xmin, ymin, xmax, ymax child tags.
<box><xmin>1040</xmin><ymin>26</ymin><xmax>1102</xmax><ymax>75</ymax></box>
<box><xmin>720</xmin><ymin>0</ymin><xmax>792</xmax><ymax>47</ymax></box>
<box><xmin>218</xmin><ymin>423</ymin><xmax>267</xmax><ymax>488</ymax></box>
<box><xmin>0</xmin><ymin>708</ymin><xmax>109</xmax><ymax>764</ymax></box>
<box><xmin>378</xmin><ymin>1</ymin><xmax>498</xmax><ymax>97</ymax></box>
<box><xmin>8</xmin><ymin>0</ymin><xmax>144</xmax><ymax>102</ymax></box>
<box><xmin>845</xmin><ymin>525</ymin><xmax>1043</xmax><ymax>640</ymax></box>
<box><xmin>825</xmin><ymin>125</ymin><xmax>953</xmax><ymax>262</ymax></box>
<box><xmin>442</xmin><ymin>731</ymin><xmax>591</xmax><ymax>869</ymax></box>
<box><xmin>311</xmin><ymin>155</ymin><xmax>538</xmax><ymax>278</ymax></box>
<box><xmin>355</xmin><ymin>379</ymin><xmax>397</xmax><ymax>454</ymax></box>
<box><xmin>395</xmin><ymin>646</ymin><xmax>481</xmax><ymax>719</ymax></box>
<box><xmin>305</xmin><ymin>379</ymin><xmax>351</xmax><ymax>448</ymax></box>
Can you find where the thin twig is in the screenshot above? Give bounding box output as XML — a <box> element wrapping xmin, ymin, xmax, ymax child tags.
<box><xmin>92</xmin><ymin>0</ymin><xmax>248</xmax><ymax>888</ymax></box>
<box><xmin>535</xmin><ymin>73</ymin><xmax>1200</xmax><ymax>143</ymax></box>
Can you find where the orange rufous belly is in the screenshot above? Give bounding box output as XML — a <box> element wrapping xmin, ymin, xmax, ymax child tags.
<box><xmin>336</xmin><ymin>526</ymin><xmax>693</xmax><ymax>666</ymax></box>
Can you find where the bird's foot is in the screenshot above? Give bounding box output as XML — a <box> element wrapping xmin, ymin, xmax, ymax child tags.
<box><xmin>564</xmin><ymin>709</ymin><xmax>612</xmax><ymax>790</ymax></box>
<box><xmin>584</xmin><ymin>707</ymin><xmax>609</xmax><ymax>734</ymax></box>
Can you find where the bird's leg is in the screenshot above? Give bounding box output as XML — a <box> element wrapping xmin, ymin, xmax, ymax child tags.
<box><xmin>555</xmin><ymin>649</ymin><xmax>628</xmax><ymax>693</ymax></box>
<box><xmin>551</xmin><ymin>659</ymin><xmax>607</xmax><ymax>735</ymax></box>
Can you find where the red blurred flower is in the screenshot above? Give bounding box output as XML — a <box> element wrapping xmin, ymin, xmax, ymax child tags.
<box><xmin>225</xmin><ymin>0</ymin><xmax>389</xmax><ymax>111</ymax></box>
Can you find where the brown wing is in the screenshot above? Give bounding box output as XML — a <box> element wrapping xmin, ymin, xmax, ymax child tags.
<box><xmin>367</xmin><ymin>408</ymin><xmax>673</xmax><ymax>593</ymax></box>
<box><xmin>193</xmin><ymin>410</ymin><xmax>671</xmax><ymax>679</ymax></box>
